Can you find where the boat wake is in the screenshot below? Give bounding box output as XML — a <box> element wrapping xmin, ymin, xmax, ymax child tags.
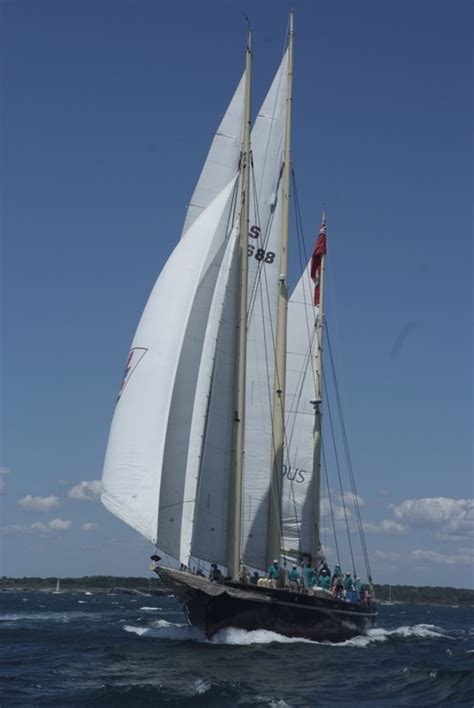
<box><xmin>123</xmin><ymin>620</ymin><xmax>451</xmax><ymax>647</ymax></box>
<box><xmin>337</xmin><ymin>623</ymin><xmax>452</xmax><ymax>647</ymax></box>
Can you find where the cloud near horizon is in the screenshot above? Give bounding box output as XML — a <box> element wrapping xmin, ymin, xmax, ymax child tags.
<box><xmin>18</xmin><ymin>494</ymin><xmax>60</xmax><ymax>512</ymax></box>
<box><xmin>411</xmin><ymin>548</ymin><xmax>474</xmax><ymax>566</ymax></box>
<box><xmin>31</xmin><ymin>518</ymin><xmax>72</xmax><ymax>533</ymax></box>
<box><xmin>392</xmin><ymin>497</ymin><xmax>474</xmax><ymax>541</ymax></box>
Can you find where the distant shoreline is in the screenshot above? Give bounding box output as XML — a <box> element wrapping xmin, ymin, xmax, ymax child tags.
<box><xmin>1</xmin><ymin>576</ymin><xmax>472</xmax><ymax>606</ymax></box>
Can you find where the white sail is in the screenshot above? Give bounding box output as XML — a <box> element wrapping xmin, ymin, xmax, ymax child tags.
<box><xmin>181</xmin><ymin>74</ymin><xmax>245</xmax><ymax>236</ymax></box>
<box><xmin>241</xmin><ymin>50</ymin><xmax>288</xmax><ymax>570</ymax></box>
<box><xmin>188</xmin><ymin>227</ymin><xmax>240</xmax><ymax>565</ymax></box>
<box><xmin>101</xmin><ymin>178</ymin><xmax>238</xmax><ymax>545</ymax></box>
<box><xmin>282</xmin><ymin>266</ymin><xmax>318</xmax><ymax>559</ymax></box>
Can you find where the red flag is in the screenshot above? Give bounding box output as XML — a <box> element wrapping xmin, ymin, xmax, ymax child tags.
<box><xmin>310</xmin><ymin>216</ymin><xmax>327</xmax><ymax>305</ymax></box>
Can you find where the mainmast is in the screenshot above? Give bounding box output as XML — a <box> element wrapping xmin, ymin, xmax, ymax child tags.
<box><xmin>311</xmin><ymin>213</ymin><xmax>327</xmax><ymax>561</ymax></box>
<box><xmin>227</xmin><ymin>27</ymin><xmax>252</xmax><ymax>579</ymax></box>
<box><xmin>266</xmin><ymin>12</ymin><xmax>294</xmax><ymax>567</ymax></box>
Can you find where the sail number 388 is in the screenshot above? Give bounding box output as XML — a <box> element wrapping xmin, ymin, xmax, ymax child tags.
<box><xmin>247</xmin><ymin>225</ymin><xmax>275</xmax><ymax>264</ymax></box>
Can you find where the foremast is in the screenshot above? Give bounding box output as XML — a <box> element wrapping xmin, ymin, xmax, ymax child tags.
<box><xmin>266</xmin><ymin>12</ymin><xmax>295</xmax><ymax>568</ymax></box>
<box><xmin>227</xmin><ymin>27</ymin><xmax>252</xmax><ymax>579</ymax></box>
<box><xmin>311</xmin><ymin>213</ymin><xmax>327</xmax><ymax>561</ymax></box>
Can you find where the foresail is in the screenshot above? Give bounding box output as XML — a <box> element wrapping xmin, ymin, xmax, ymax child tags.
<box><xmin>241</xmin><ymin>50</ymin><xmax>288</xmax><ymax>570</ymax></box>
<box><xmin>282</xmin><ymin>266</ymin><xmax>318</xmax><ymax>560</ymax></box>
<box><xmin>181</xmin><ymin>74</ymin><xmax>245</xmax><ymax>237</ymax></box>
<box><xmin>101</xmin><ymin>178</ymin><xmax>238</xmax><ymax>546</ymax></box>
<box><xmin>188</xmin><ymin>227</ymin><xmax>240</xmax><ymax>566</ymax></box>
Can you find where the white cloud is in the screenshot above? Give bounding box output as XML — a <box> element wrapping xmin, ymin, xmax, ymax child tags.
<box><xmin>392</xmin><ymin>497</ymin><xmax>474</xmax><ymax>539</ymax></box>
<box><xmin>377</xmin><ymin>488</ymin><xmax>391</xmax><ymax>497</ymax></box>
<box><xmin>18</xmin><ymin>494</ymin><xmax>60</xmax><ymax>512</ymax></box>
<box><xmin>80</xmin><ymin>522</ymin><xmax>98</xmax><ymax>532</ymax></box>
<box><xmin>321</xmin><ymin>497</ymin><xmax>352</xmax><ymax>521</ymax></box>
<box><xmin>68</xmin><ymin>481</ymin><xmax>101</xmax><ymax>501</ymax></box>
<box><xmin>363</xmin><ymin>519</ymin><xmax>406</xmax><ymax>534</ymax></box>
<box><xmin>48</xmin><ymin>518</ymin><xmax>72</xmax><ymax>531</ymax></box>
<box><xmin>411</xmin><ymin>548</ymin><xmax>474</xmax><ymax>566</ymax></box>
<box><xmin>2</xmin><ymin>519</ymin><xmax>71</xmax><ymax>534</ymax></box>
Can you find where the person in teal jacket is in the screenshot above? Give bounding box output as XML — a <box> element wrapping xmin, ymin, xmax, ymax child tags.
<box><xmin>318</xmin><ymin>569</ymin><xmax>331</xmax><ymax>590</ymax></box>
<box><xmin>304</xmin><ymin>563</ymin><xmax>317</xmax><ymax>588</ymax></box>
<box><xmin>267</xmin><ymin>559</ymin><xmax>280</xmax><ymax>580</ymax></box>
<box><xmin>354</xmin><ymin>576</ymin><xmax>363</xmax><ymax>593</ymax></box>
<box><xmin>288</xmin><ymin>565</ymin><xmax>300</xmax><ymax>583</ymax></box>
<box><xmin>343</xmin><ymin>572</ymin><xmax>354</xmax><ymax>591</ymax></box>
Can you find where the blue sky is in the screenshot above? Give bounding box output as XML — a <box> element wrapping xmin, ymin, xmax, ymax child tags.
<box><xmin>1</xmin><ymin>0</ymin><xmax>472</xmax><ymax>586</ymax></box>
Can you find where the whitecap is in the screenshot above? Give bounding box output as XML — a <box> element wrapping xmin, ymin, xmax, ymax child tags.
<box><xmin>77</xmin><ymin>600</ymin><xmax>87</xmax><ymax>604</ymax></box>
<box><xmin>139</xmin><ymin>606</ymin><xmax>162</xmax><ymax>611</ymax></box>
<box><xmin>193</xmin><ymin>679</ymin><xmax>211</xmax><ymax>695</ymax></box>
<box><xmin>210</xmin><ymin>627</ymin><xmax>314</xmax><ymax>645</ymax></box>
<box><xmin>124</xmin><ymin>619</ymin><xmax>203</xmax><ymax>641</ymax></box>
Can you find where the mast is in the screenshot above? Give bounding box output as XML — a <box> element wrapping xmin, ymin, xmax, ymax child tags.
<box><xmin>311</xmin><ymin>213</ymin><xmax>326</xmax><ymax>561</ymax></box>
<box><xmin>266</xmin><ymin>12</ymin><xmax>294</xmax><ymax>567</ymax></box>
<box><xmin>227</xmin><ymin>26</ymin><xmax>252</xmax><ymax>579</ymax></box>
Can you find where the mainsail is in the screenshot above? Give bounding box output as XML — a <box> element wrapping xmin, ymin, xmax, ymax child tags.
<box><xmin>190</xmin><ymin>50</ymin><xmax>289</xmax><ymax>570</ymax></box>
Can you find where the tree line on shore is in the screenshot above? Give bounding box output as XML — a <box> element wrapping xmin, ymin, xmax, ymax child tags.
<box><xmin>0</xmin><ymin>576</ymin><xmax>473</xmax><ymax>606</ymax></box>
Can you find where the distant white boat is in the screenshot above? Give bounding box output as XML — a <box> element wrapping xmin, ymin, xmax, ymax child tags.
<box><xmin>52</xmin><ymin>579</ymin><xmax>62</xmax><ymax>594</ymax></box>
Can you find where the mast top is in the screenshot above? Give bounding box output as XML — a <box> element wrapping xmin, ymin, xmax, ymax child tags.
<box><xmin>289</xmin><ymin>10</ymin><xmax>294</xmax><ymax>34</ymax></box>
<box><xmin>243</xmin><ymin>13</ymin><xmax>252</xmax><ymax>49</ymax></box>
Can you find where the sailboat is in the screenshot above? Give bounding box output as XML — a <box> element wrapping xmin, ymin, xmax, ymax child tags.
<box><xmin>101</xmin><ymin>14</ymin><xmax>377</xmax><ymax>642</ymax></box>
<box><xmin>53</xmin><ymin>579</ymin><xmax>62</xmax><ymax>594</ymax></box>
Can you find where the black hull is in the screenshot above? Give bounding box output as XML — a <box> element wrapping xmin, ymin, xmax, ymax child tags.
<box><xmin>156</xmin><ymin>568</ymin><xmax>377</xmax><ymax>642</ymax></box>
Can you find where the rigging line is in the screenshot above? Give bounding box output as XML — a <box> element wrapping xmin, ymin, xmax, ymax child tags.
<box><xmin>247</xmin><ymin>162</ymin><xmax>284</xmax><ymax>321</ymax></box>
<box><xmin>321</xmin><ymin>438</ymin><xmax>341</xmax><ymax>567</ymax></box>
<box><xmin>322</xmin><ymin>368</ymin><xmax>357</xmax><ymax>577</ymax></box>
<box><xmin>325</xmin><ymin>321</ymin><xmax>373</xmax><ymax>582</ymax></box>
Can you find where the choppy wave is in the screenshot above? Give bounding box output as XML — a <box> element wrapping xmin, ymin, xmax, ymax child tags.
<box><xmin>123</xmin><ymin>619</ymin><xmax>452</xmax><ymax>648</ymax></box>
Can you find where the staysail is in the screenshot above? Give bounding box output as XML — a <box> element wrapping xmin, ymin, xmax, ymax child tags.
<box><xmin>282</xmin><ymin>267</ymin><xmax>318</xmax><ymax>559</ymax></box>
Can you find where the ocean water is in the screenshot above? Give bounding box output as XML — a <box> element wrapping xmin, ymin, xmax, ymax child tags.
<box><xmin>0</xmin><ymin>591</ymin><xmax>472</xmax><ymax>706</ymax></box>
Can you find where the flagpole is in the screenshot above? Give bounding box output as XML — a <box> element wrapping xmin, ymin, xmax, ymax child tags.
<box><xmin>311</xmin><ymin>212</ymin><xmax>327</xmax><ymax>562</ymax></box>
